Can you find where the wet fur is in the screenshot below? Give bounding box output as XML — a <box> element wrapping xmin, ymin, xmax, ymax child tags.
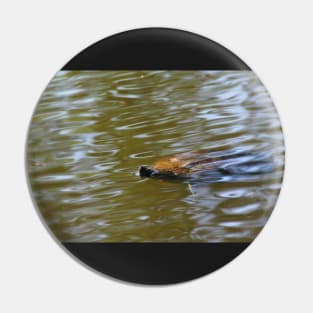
<box><xmin>138</xmin><ymin>150</ymin><xmax>273</xmax><ymax>180</ymax></box>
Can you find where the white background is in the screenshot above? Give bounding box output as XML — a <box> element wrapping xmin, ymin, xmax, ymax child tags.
<box><xmin>1</xmin><ymin>1</ymin><xmax>312</xmax><ymax>312</ymax></box>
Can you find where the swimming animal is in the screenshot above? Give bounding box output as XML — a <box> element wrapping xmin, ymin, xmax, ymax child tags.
<box><xmin>138</xmin><ymin>150</ymin><xmax>273</xmax><ymax>181</ymax></box>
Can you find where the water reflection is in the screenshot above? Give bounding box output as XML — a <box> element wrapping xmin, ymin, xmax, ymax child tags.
<box><xmin>27</xmin><ymin>71</ymin><xmax>284</xmax><ymax>242</ymax></box>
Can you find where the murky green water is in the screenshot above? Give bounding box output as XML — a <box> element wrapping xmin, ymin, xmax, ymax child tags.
<box><xmin>27</xmin><ymin>71</ymin><xmax>284</xmax><ymax>242</ymax></box>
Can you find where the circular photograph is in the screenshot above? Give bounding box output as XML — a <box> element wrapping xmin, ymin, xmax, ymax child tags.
<box><xmin>26</xmin><ymin>28</ymin><xmax>284</xmax><ymax>284</ymax></box>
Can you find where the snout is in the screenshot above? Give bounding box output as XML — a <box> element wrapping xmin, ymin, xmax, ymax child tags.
<box><xmin>138</xmin><ymin>165</ymin><xmax>157</xmax><ymax>177</ymax></box>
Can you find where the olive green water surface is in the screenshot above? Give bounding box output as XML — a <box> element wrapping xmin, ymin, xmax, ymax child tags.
<box><xmin>27</xmin><ymin>71</ymin><xmax>284</xmax><ymax>242</ymax></box>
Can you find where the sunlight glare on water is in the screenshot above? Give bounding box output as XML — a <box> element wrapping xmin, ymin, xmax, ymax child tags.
<box><xmin>27</xmin><ymin>71</ymin><xmax>284</xmax><ymax>242</ymax></box>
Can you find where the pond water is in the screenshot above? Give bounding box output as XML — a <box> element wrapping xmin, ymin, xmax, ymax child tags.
<box><xmin>27</xmin><ymin>71</ymin><xmax>284</xmax><ymax>242</ymax></box>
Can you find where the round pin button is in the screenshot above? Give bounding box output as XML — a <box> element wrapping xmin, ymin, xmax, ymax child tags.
<box><xmin>26</xmin><ymin>28</ymin><xmax>284</xmax><ymax>284</ymax></box>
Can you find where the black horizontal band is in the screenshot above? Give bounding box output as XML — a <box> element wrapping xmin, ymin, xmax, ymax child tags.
<box><xmin>63</xmin><ymin>242</ymin><xmax>250</xmax><ymax>285</ymax></box>
<box><xmin>62</xmin><ymin>28</ymin><xmax>251</xmax><ymax>71</ymax></box>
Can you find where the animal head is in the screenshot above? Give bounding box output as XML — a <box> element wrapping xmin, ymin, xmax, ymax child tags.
<box><xmin>138</xmin><ymin>165</ymin><xmax>159</xmax><ymax>178</ymax></box>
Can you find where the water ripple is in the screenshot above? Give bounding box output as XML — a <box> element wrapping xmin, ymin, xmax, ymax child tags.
<box><xmin>27</xmin><ymin>70</ymin><xmax>284</xmax><ymax>242</ymax></box>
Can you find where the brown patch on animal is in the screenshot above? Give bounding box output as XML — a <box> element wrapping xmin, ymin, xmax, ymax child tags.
<box><xmin>150</xmin><ymin>151</ymin><xmax>221</xmax><ymax>176</ymax></box>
